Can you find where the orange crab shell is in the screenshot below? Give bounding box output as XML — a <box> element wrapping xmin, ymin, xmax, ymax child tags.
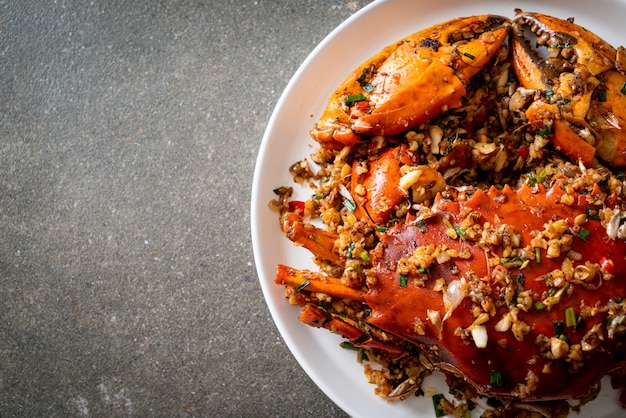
<box><xmin>511</xmin><ymin>11</ymin><xmax>626</xmax><ymax>167</ymax></box>
<box><xmin>310</xmin><ymin>14</ymin><xmax>510</xmax><ymax>149</ymax></box>
<box><xmin>366</xmin><ymin>183</ymin><xmax>626</xmax><ymax>400</ymax></box>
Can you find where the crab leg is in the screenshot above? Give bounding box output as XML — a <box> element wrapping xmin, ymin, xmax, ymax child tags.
<box><xmin>351</xmin><ymin>145</ymin><xmax>446</xmax><ymax>226</ymax></box>
<box><xmin>280</xmin><ymin>212</ymin><xmax>343</xmax><ymax>265</ymax></box>
<box><xmin>275</xmin><ymin>264</ymin><xmax>365</xmax><ymax>302</ymax></box>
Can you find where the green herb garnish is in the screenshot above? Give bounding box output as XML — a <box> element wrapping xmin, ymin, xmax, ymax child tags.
<box><xmin>578</xmin><ymin>227</ymin><xmax>590</xmax><ymax>241</ymax></box>
<box><xmin>343</xmin><ymin>198</ymin><xmax>356</xmax><ymax>212</ymax></box>
<box><xmin>554</xmin><ymin>319</ymin><xmax>565</xmax><ymax>336</ymax></box>
<box><xmin>346</xmin><ymin>242</ymin><xmax>356</xmax><ymax>258</ymax></box>
<box><xmin>537</xmin><ymin>124</ymin><xmax>554</xmax><ymax>137</ymax></box>
<box><xmin>399</xmin><ymin>274</ymin><xmax>408</xmax><ymax>287</ymax></box>
<box><xmin>344</xmin><ymin>93</ymin><xmax>366</xmax><ymax>105</ymax></box>
<box><xmin>565</xmin><ymin>307</ymin><xmax>577</xmax><ymax>328</ymax></box>
<box><xmin>490</xmin><ymin>370</ymin><xmax>504</xmax><ymax>387</ymax></box>
<box><xmin>585</xmin><ymin>206</ymin><xmax>601</xmax><ymax>220</ymax></box>
<box><xmin>296</xmin><ymin>279</ymin><xmax>310</xmax><ymax>292</ymax></box>
<box><xmin>432</xmin><ymin>394</ymin><xmax>446</xmax><ymax>418</ymax></box>
<box><xmin>357</xmin><ymin>69</ymin><xmax>376</xmax><ymax>92</ymax></box>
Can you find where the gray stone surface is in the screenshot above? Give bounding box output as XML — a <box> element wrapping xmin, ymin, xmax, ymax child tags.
<box><xmin>1</xmin><ymin>1</ymin><xmax>372</xmax><ymax>416</ymax></box>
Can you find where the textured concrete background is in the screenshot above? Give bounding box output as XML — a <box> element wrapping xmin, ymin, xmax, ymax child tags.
<box><xmin>1</xmin><ymin>1</ymin><xmax>372</xmax><ymax>416</ymax></box>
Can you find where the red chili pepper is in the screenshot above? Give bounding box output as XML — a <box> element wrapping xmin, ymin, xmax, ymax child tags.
<box><xmin>288</xmin><ymin>200</ymin><xmax>305</xmax><ymax>213</ymax></box>
<box><xmin>600</xmin><ymin>256</ymin><xmax>616</xmax><ymax>275</ymax></box>
<box><xmin>516</xmin><ymin>145</ymin><xmax>529</xmax><ymax>159</ymax></box>
<box><xmin>355</xmin><ymin>101</ymin><xmax>370</xmax><ymax>111</ymax></box>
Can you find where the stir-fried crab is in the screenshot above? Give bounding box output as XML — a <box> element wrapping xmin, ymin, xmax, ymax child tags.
<box><xmin>271</xmin><ymin>10</ymin><xmax>626</xmax><ymax>416</ymax></box>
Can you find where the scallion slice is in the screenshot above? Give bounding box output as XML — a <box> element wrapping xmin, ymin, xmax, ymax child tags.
<box><xmin>565</xmin><ymin>307</ymin><xmax>577</xmax><ymax>327</ymax></box>
<box><xmin>296</xmin><ymin>279</ymin><xmax>310</xmax><ymax>292</ymax></box>
<box><xmin>432</xmin><ymin>394</ymin><xmax>446</xmax><ymax>417</ymax></box>
<box><xmin>554</xmin><ymin>319</ymin><xmax>565</xmax><ymax>336</ymax></box>
<box><xmin>399</xmin><ymin>274</ymin><xmax>408</xmax><ymax>287</ymax></box>
<box><xmin>490</xmin><ymin>370</ymin><xmax>504</xmax><ymax>387</ymax></box>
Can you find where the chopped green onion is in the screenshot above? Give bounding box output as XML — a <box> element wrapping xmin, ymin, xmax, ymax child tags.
<box><xmin>490</xmin><ymin>370</ymin><xmax>504</xmax><ymax>387</ymax></box>
<box><xmin>312</xmin><ymin>193</ymin><xmax>324</xmax><ymax>200</ymax></box>
<box><xmin>621</xmin><ymin>82</ymin><xmax>626</xmax><ymax>95</ymax></box>
<box><xmin>416</xmin><ymin>220</ymin><xmax>427</xmax><ymax>232</ymax></box>
<box><xmin>553</xmin><ymin>319</ymin><xmax>565</xmax><ymax>336</ymax></box>
<box><xmin>344</xmin><ymin>93</ymin><xmax>366</xmax><ymax>105</ymax></box>
<box><xmin>585</xmin><ymin>206</ymin><xmax>601</xmax><ymax>220</ymax></box>
<box><xmin>359</xmin><ymin>251</ymin><xmax>370</xmax><ymax>262</ymax></box>
<box><xmin>399</xmin><ymin>274</ymin><xmax>408</xmax><ymax>287</ymax></box>
<box><xmin>463</xmin><ymin>52</ymin><xmax>475</xmax><ymax>60</ymax></box>
<box><xmin>361</xmin><ymin>82</ymin><xmax>375</xmax><ymax>93</ymax></box>
<box><xmin>357</xmin><ymin>347</ymin><xmax>367</xmax><ymax>363</ymax></box>
<box><xmin>520</xmin><ymin>259</ymin><xmax>530</xmax><ymax>269</ymax></box>
<box><xmin>454</xmin><ymin>225</ymin><xmax>467</xmax><ymax>237</ymax></box>
<box><xmin>296</xmin><ymin>279</ymin><xmax>310</xmax><ymax>292</ymax></box>
<box><xmin>357</xmin><ymin>68</ymin><xmax>369</xmax><ymax>83</ymax></box>
<box><xmin>535</xmin><ymin>247</ymin><xmax>541</xmax><ymax>263</ymax></box>
<box><xmin>565</xmin><ymin>307</ymin><xmax>577</xmax><ymax>327</ymax></box>
<box><xmin>346</xmin><ymin>242</ymin><xmax>356</xmax><ymax>258</ymax></box>
<box><xmin>537</xmin><ymin>124</ymin><xmax>554</xmax><ymax>137</ymax></box>
<box><xmin>578</xmin><ymin>227</ymin><xmax>590</xmax><ymax>241</ymax></box>
<box><xmin>544</xmin><ymin>89</ymin><xmax>555</xmax><ymax>99</ymax></box>
<box><xmin>444</xmin><ymin>218</ymin><xmax>466</xmax><ymax>237</ymax></box>
<box><xmin>357</xmin><ymin>69</ymin><xmax>376</xmax><ymax>92</ymax></box>
<box><xmin>534</xmin><ymin>301</ymin><xmax>545</xmax><ymax>310</ymax></box>
<box><xmin>432</xmin><ymin>393</ymin><xmax>446</xmax><ymax>418</ymax></box>
<box><xmin>598</xmin><ymin>89</ymin><xmax>607</xmax><ymax>102</ymax></box>
<box><xmin>537</xmin><ymin>169</ymin><xmax>547</xmax><ymax>183</ymax></box>
<box><xmin>340</xmin><ymin>341</ymin><xmax>358</xmax><ymax>350</ymax></box>
<box><xmin>501</xmin><ymin>256</ymin><xmax>521</xmax><ymax>265</ymax></box>
<box><xmin>375</xmin><ymin>226</ymin><xmax>388</xmax><ymax>232</ymax></box>
<box><xmin>343</xmin><ymin>198</ymin><xmax>356</xmax><ymax>212</ymax></box>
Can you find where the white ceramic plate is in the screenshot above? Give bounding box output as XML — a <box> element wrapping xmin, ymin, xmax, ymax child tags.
<box><xmin>251</xmin><ymin>0</ymin><xmax>626</xmax><ymax>416</ymax></box>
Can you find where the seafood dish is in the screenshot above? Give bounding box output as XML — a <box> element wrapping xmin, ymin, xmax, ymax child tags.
<box><xmin>269</xmin><ymin>9</ymin><xmax>626</xmax><ymax>417</ymax></box>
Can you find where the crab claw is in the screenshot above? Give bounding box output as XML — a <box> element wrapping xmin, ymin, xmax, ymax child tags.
<box><xmin>350</xmin><ymin>145</ymin><xmax>446</xmax><ymax>226</ymax></box>
<box><xmin>511</xmin><ymin>11</ymin><xmax>626</xmax><ymax>167</ymax></box>
<box><xmin>310</xmin><ymin>15</ymin><xmax>510</xmax><ymax>149</ymax></box>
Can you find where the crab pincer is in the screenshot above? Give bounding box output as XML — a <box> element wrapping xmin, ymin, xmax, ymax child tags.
<box><xmin>511</xmin><ymin>10</ymin><xmax>626</xmax><ymax>167</ymax></box>
<box><xmin>310</xmin><ymin>15</ymin><xmax>510</xmax><ymax>149</ymax></box>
